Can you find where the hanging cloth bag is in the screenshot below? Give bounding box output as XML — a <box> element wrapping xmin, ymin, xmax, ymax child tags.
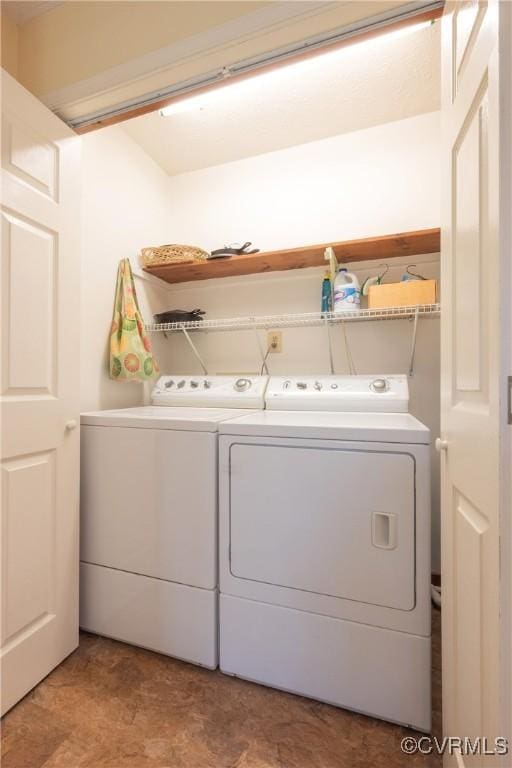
<box><xmin>109</xmin><ymin>259</ymin><xmax>159</xmax><ymax>381</ymax></box>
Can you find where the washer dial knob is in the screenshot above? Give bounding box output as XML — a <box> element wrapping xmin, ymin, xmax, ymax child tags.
<box><xmin>234</xmin><ymin>378</ymin><xmax>252</xmax><ymax>392</ymax></box>
<box><xmin>370</xmin><ymin>378</ymin><xmax>389</xmax><ymax>393</ymax></box>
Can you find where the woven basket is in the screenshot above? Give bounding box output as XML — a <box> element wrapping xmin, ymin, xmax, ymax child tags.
<box><xmin>140</xmin><ymin>244</ymin><xmax>209</xmax><ymax>267</ymax></box>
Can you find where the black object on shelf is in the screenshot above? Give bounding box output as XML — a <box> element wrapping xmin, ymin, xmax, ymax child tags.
<box><xmin>208</xmin><ymin>241</ymin><xmax>259</xmax><ymax>259</ymax></box>
<box><xmin>153</xmin><ymin>309</ymin><xmax>206</xmax><ymax>324</ymax></box>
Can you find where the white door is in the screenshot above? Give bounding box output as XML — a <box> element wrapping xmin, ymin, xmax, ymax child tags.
<box><xmin>440</xmin><ymin>2</ymin><xmax>510</xmax><ymax>764</ymax></box>
<box><xmin>1</xmin><ymin>70</ymin><xmax>81</xmax><ymax>715</ymax></box>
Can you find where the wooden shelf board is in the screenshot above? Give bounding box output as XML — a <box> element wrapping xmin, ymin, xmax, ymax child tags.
<box><xmin>143</xmin><ymin>228</ymin><xmax>440</xmax><ymax>285</ymax></box>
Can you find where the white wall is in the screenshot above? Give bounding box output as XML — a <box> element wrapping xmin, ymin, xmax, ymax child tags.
<box><xmin>165</xmin><ymin>111</ymin><xmax>440</xmax><ymax>251</ymax></box>
<box><xmin>80</xmin><ymin>126</ymin><xmax>173</xmax><ymax>413</ymax></box>
<box><xmin>160</xmin><ymin>111</ymin><xmax>441</xmax><ymax>571</ymax></box>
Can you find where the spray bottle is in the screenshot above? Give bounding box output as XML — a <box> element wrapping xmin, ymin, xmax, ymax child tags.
<box><xmin>321</xmin><ymin>271</ymin><xmax>332</xmax><ymax>314</ymax></box>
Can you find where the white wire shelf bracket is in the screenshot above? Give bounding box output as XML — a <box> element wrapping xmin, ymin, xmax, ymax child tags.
<box><xmin>145</xmin><ymin>303</ymin><xmax>441</xmax><ymax>334</ymax></box>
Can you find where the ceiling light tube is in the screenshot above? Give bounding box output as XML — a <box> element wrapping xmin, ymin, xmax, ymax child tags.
<box><xmin>159</xmin><ymin>18</ymin><xmax>434</xmax><ymax>118</ymax></box>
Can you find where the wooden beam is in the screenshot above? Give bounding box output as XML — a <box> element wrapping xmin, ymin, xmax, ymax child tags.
<box><xmin>143</xmin><ymin>228</ymin><xmax>441</xmax><ymax>285</ymax></box>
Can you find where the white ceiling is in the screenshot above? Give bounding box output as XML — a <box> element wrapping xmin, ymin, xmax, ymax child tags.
<box><xmin>122</xmin><ymin>19</ymin><xmax>440</xmax><ymax>178</ymax></box>
<box><xmin>1</xmin><ymin>1</ymin><xmax>64</xmax><ymax>25</ymax></box>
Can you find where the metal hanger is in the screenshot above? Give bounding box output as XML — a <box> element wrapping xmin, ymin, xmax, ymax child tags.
<box><xmin>406</xmin><ymin>264</ymin><xmax>427</xmax><ymax>280</ymax></box>
<box><xmin>378</xmin><ymin>263</ymin><xmax>389</xmax><ymax>282</ymax></box>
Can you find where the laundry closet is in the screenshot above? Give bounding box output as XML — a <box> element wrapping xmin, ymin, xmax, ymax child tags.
<box><xmin>80</xmin><ymin>17</ymin><xmax>441</xmax><ymax>568</ymax></box>
<box><xmin>4</xmin><ymin>0</ymin><xmax>512</xmax><ymax>759</ymax></box>
<box><xmin>72</xmin><ymin>17</ymin><xmax>443</xmax><ymax>732</ymax></box>
<box><xmin>0</xmin><ymin>10</ymin><xmax>444</xmax><ymax>738</ymax></box>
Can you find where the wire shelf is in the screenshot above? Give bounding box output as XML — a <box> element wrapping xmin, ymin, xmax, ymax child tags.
<box><xmin>145</xmin><ymin>303</ymin><xmax>440</xmax><ymax>333</ymax></box>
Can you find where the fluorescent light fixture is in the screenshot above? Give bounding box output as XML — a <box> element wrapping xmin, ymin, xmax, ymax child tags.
<box><xmin>160</xmin><ymin>18</ymin><xmax>432</xmax><ymax>118</ymax></box>
<box><xmin>159</xmin><ymin>89</ymin><xmax>225</xmax><ymax>117</ymax></box>
<box><xmin>376</xmin><ymin>18</ymin><xmax>431</xmax><ymax>43</ymax></box>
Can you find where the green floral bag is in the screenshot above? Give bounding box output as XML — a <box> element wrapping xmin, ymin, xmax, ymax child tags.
<box><xmin>109</xmin><ymin>259</ymin><xmax>159</xmax><ymax>381</ymax></box>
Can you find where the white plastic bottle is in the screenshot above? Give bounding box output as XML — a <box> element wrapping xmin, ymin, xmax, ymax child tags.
<box><xmin>333</xmin><ymin>268</ymin><xmax>361</xmax><ymax>312</ymax></box>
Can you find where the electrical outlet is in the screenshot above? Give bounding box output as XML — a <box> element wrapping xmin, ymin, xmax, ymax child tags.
<box><xmin>268</xmin><ymin>330</ymin><xmax>282</xmax><ymax>353</ymax></box>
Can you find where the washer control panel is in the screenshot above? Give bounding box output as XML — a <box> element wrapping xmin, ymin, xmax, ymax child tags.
<box><xmin>266</xmin><ymin>375</ymin><xmax>409</xmax><ymax>413</ymax></box>
<box><xmin>152</xmin><ymin>375</ymin><xmax>268</xmax><ymax>409</ymax></box>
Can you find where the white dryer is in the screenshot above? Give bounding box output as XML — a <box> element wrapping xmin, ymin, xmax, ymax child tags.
<box><xmin>218</xmin><ymin>375</ymin><xmax>431</xmax><ymax>730</ymax></box>
<box><xmin>80</xmin><ymin>375</ymin><xmax>267</xmax><ymax>669</ymax></box>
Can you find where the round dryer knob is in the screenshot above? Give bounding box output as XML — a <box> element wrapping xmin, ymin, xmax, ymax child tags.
<box><xmin>370</xmin><ymin>378</ymin><xmax>389</xmax><ymax>393</ymax></box>
<box><xmin>234</xmin><ymin>378</ymin><xmax>252</xmax><ymax>392</ymax></box>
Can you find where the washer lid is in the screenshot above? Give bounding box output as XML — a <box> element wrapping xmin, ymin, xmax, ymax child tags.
<box><xmin>218</xmin><ymin>410</ymin><xmax>430</xmax><ymax>444</ymax></box>
<box><xmin>81</xmin><ymin>406</ymin><xmax>257</xmax><ymax>432</ymax></box>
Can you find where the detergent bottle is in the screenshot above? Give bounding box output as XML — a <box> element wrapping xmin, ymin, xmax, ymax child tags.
<box><xmin>333</xmin><ymin>268</ymin><xmax>361</xmax><ymax>312</ymax></box>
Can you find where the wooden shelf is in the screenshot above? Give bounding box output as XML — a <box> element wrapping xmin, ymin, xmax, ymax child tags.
<box><xmin>143</xmin><ymin>228</ymin><xmax>440</xmax><ymax>285</ymax></box>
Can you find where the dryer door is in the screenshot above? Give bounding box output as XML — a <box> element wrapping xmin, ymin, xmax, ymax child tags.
<box><xmin>228</xmin><ymin>442</ymin><xmax>415</xmax><ymax>610</ymax></box>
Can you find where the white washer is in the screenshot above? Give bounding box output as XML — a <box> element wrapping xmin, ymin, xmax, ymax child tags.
<box><xmin>218</xmin><ymin>375</ymin><xmax>431</xmax><ymax>730</ymax></box>
<box><xmin>80</xmin><ymin>375</ymin><xmax>268</xmax><ymax>669</ymax></box>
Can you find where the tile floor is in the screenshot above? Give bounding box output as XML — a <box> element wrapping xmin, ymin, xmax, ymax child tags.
<box><xmin>1</xmin><ymin>608</ymin><xmax>441</xmax><ymax>768</ymax></box>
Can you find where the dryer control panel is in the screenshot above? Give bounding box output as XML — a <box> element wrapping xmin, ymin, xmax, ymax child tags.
<box><xmin>152</xmin><ymin>375</ymin><xmax>268</xmax><ymax>409</ymax></box>
<box><xmin>265</xmin><ymin>375</ymin><xmax>409</xmax><ymax>413</ymax></box>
